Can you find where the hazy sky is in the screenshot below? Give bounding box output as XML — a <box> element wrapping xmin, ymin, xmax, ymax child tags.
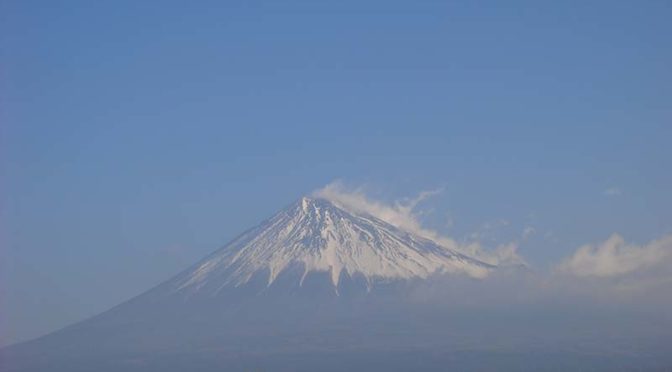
<box><xmin>2</xmin><ymin>1</ymin><xmax>671</xmax><ymax>346</ymax></box>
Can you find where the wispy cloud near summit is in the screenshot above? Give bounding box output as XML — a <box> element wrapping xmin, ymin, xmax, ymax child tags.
<box><xmin>313</xmin><ymin>181</ymin><xmax>526</xmax><ymax>267</ymax></box>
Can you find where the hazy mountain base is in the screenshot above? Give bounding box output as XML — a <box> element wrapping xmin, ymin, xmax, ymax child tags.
<box><xmin>4</xmin><ymin>350</ymin><xmax>670</xmax><ymax>372</ymax></box>
<box><xmin>3</xmin><ymin>271</ymin><xmax>671</xmax><ymax>371</ymax></box>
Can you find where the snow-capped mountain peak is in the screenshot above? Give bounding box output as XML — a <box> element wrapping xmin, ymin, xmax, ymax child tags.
<box><xmin>174</xmin><ymin>196</ymin><xmax>493</xmax><ymax>293</ymax></box>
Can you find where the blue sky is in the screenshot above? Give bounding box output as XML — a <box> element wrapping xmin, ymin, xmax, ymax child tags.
<box><xmin>2</xmin><ymin>0</ymin><xmax>671</xmax><ymax>346</ymax></box>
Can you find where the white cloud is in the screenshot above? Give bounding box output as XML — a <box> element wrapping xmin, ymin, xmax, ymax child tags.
<box><xmin>313</xmin><ymin>181</ymin><xmax>442</xmax><ymax>240</ymax></box>
<box><xmin>557</xmin><ymin>234</ymin><xmax>672</xmax><ymax>278</ymax></box>
<box><xmin>603</xmin><ymin>187</ymin><xmax>622</xmax><ymax>197</ymax></box>
<box><xmin>313</xmin><ymin>181</ymin><xmax>525</xmax><ymax>267</ymax></box>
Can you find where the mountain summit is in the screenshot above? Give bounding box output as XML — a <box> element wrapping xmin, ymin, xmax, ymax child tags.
<box><xmin>171</xmin><ymin>196</ymin><xmax>492</xmax><ymax>295</ymax></box>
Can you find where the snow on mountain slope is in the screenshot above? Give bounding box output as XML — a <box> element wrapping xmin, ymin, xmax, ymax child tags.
<box><xmin>174</xmin><ymin>197</ymin><xmax>493</xmax><ymax>294</ymax></box>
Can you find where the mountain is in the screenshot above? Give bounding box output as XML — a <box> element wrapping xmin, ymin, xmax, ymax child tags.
<box><xmin>169</xmin><ymin>196</ymin><xmax>493</xmax><ymax>295</ymax></box>
<box><xmin>6</xmin><ymin>197</ymin><xmax>665</xmax><ymax>371</ymax></box>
